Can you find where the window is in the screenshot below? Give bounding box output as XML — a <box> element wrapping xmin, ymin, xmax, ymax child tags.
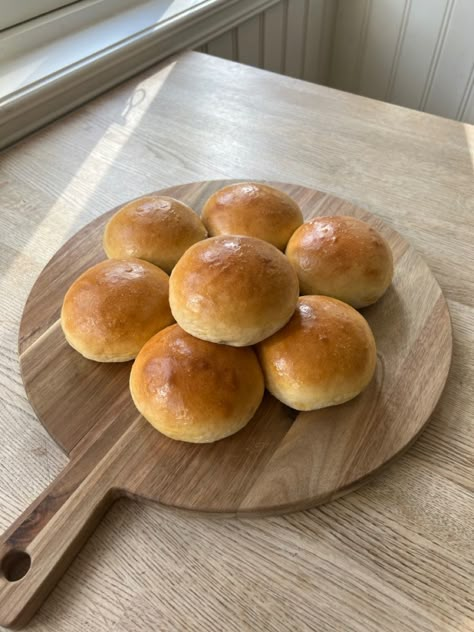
<box><xmin>0</xmin><ymin>0</ymin><xmax>278</xmax><ymax>148</ymax></box>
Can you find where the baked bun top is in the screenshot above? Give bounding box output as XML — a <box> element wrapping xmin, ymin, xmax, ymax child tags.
<box><xmin>286</xmin><ymin>215</ymin><xmax>393</xmax><ymax>307</ymax></box>
<box><xmin>202</xmin><ymin>182</ymin><xmax>303</xmax><ymax>250</ymax></box>
<box><xmin>103</xmin><ymin>195</ymin><xmax>207</xmax><ymax>273</ymax></box>
<box><xmin>257</xmin><ymin>295</ymin><xmax>377</xmax><ymax>410</ymax></box>
<box><xmin>169</xmin><ymin>235</ymin><xmax>299</xmax><ymax>346</ymax></box>
<box><xmin>61</xmin><ymin>258</ymin><xmax>173</xmax><ymax>362</ymax></box>
<box><xmin>130</xmin><ymin>324</ymin><xmax>264</xmax><ymax>443</ymax></box>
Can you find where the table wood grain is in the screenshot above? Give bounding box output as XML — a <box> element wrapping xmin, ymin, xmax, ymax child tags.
<box><xmin>0</xmin><ymin>51</ymin><xmax>472</xmax><ymax>632</ymax></box>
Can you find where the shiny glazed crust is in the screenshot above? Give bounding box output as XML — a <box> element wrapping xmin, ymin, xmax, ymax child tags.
<box><xmin>257</xmin><ymin>295</ymin><xmax>377</xmax><ymax>411</ymax></box>
<box><xmin>130</xmin><ymin>324</ymin><xmax>265</xmax><ymax>442</ymax></box>
<box><xmin>103</xmin><ymin>195</ymin><xmax>207</xmax><ymax>274</ymax></box>
<box><xmin>169</xmin><ymin>235</ymin><xmax>300</xmax><ymax>346</ymax></box>
<box><xmin>202</xmin><ymin>182</ymin><xmax>303</xmax><ymax>250</ymax></box>
<box><xmin>61</xmin><ymin>258</ymin><xmax>174</xmax><ymax>362</ymax></box>
<box><xmin>286</xmin><ymin>216</ymin><xmax>393</xmax><ymax>307</ymax></box>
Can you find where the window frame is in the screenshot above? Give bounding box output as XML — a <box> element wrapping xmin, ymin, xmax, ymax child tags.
<box><xmin>0</xmin><ymin>0</ymin><xmax>280</xmax><ymax>149</ymax></box>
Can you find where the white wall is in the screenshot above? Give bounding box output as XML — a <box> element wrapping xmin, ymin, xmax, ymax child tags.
<box><xmin>198</xmin><ymin>0</ymin><xmax>337</xmax><ymax>85</ymax></box>
<box><xmin>201</xmin><ymin>0</ymin><xmax>474</xmax><ymax>124</ymax></box>
<box><xmin>330</xmin><ymin>0</ymin><xmax>474</xmax><ymax>123</ymax></box>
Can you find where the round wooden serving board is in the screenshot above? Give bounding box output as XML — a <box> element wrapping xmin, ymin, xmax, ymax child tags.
<box><xmin>0</xmin><ymin>181</ymin><xmax>452</xmax><ymax>628</ymax></box>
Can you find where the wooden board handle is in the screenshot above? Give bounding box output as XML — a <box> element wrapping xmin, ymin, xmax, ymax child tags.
<box><xmin>0</xmin><ymin>457</ymin><xmax>115</xmax><ymax>628</ymax></box>
<box><xmin>0</xmin><ymin>418</ymin><xmax>142</xmax><ymax>629</ymax></box>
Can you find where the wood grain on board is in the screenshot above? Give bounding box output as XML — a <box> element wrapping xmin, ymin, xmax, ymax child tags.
<box><xmin>0</xmin><ymin>181</ymin><xmax>452</xmax><ymax>628</ymax></box>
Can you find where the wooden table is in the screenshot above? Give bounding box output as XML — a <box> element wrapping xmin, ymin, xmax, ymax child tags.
<box><xmin>0</xmin><ymin>51</ymin><xmax>472</xmax><ymax>632</ymax></box>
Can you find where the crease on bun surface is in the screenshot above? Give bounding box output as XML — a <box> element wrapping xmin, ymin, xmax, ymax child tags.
<box><xmin>286</xmin><ymin>215</ymin><xmax>393</xmax><ymax>307</ymax></box>
<box><xmin>202</xmin><ymin>182</ymin><xmax>303</xmax><ymax>250</ymax></box>
<box><xmin>103</xmin><ymin>195</ymin><xmax>207</xmax><ymax>274</ymax></box>
<box><xmin>169</xmin><ymin>235</ymin><xmax>300</xmax><ymax>346</ymax></box>
<box><xmin>257</xmin><ymin>295</ymin><xmax>377</xmax><ymax>411</ymax></box>
<box><xmin>130</xmin><ymin>324</ymin><xmax>265</xmax><ymax>443</ymax></box>
<box><xmin>61</xmin><ymin>258</ymin><xmax>173</xmax><ymax>362</ymax></box>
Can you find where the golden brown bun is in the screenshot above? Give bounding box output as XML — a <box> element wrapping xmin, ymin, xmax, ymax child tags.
<box><xmin>286</xmin><ymin>216</ymin><xmax>393</xmax><ymax>307</ymax></box>
<box><xmin>257</xmin><ymin>296</ymin><xmax>376</xmax><ymax>411</ymax></box>
<box><xmin>130</xmin><ymin>324</ymin><xmax>264</xmax><ymax>443</ymax></box>
<box><xmin>169</xmin><ymin>235</ymin><xmax>299</xmax><ymax>346</ymax></box>
<box><xmin>202</xmin><ymin>182</ymin><xmax>303</xmax><ymax>250</ymax></box>
<box><xmin>103</xmin><ymin>195</ymin><xmax>207</xmax><ymax>273</ymax></box>
<box><xmin>61</xmin><ymin>259</ymin><xmax>173</xmax><ymax>362</ymax></box>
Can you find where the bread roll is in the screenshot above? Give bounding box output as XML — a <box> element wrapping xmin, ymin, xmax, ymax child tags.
<box><xmin>103</xmin><ymin>195</ymin><xmax>207</xmax><ymax>273</ymax></box>
<box><xmin>286</xmin><ymin>216</ymin><xmax>393</xmax><ymax>307</ymax></box>
<box><xmin>257</xmin><ymin>295</ymin><xmax>376</xmax><ymax>411</ymax></box>
<box><xmin>169</xmin><ymin>235</ymin><xmax>299</xmax><ymax>346</ymax></box>
<box><xmin>202</xmin><ymin>182</ymin><xmax>303</xmax><ymax>250</ymax></box>
<box><xmin>61</xmin><ymin>258</ymin><xmax>173</xmax><ymax>362</ymax></box>
<box><xmin>130</xmin><ymin>324</ymin><xmax>264</xmax><ymax>443</ymax></box>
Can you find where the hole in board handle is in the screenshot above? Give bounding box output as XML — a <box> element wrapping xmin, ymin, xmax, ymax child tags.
<box><xmin>1</xmin><ymin>550</ymin><xmax>32</xmax><ymax>582</ymax></box>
